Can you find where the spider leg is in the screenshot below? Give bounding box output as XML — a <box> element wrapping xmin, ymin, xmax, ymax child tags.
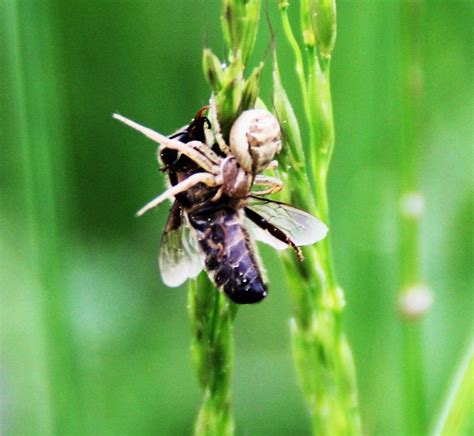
<box><xmin>252</xmin><ymin>175</ymin><xmax>283</xmax><ymax>195</ymax></box>
<box><xmin>136</xmin><ymin>172</ymin><xmax>219</xmax><ymax>217</ymax></box>
<box><xmin>210</xmin><ymin>186</ymin><xmax>224</xmax><ymax>202</ymax></box>
<box><xmin>114</xmin><ymin>114</ymin><xmax>219</xmax><ymax>173</ymax></box>
<box><xmin>266</xmin><ymin>160</ymin><xmax>279</xmax><ymax>170</ymax></box>
<box><xmin>209</xmin><ymin>95</ymin><xmax>232</xmax><ymax>155</ymax></box>
<box><xmin>187</xmin><ymin>140</ymin><xmax>222</xmax><ymax>165</ymax></box>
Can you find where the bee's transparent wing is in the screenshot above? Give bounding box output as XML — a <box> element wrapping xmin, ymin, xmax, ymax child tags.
<box><xmin>159</xmin><ymin>204</ymin><xmax>205</xmax><ymax>287</ymax></box>
<box><xmin>245</xmin><ymin>198</ymin><xmax>328</xmax><ymax>250</ymax></box>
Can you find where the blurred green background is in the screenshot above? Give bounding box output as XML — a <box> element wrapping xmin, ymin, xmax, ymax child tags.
<box><xmin>1</xmin><ymin>1</ymin><xmax>472</xmax><ymax>435</ymax></box>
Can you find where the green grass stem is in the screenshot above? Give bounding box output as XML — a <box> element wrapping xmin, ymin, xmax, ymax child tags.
<box><xmin>432</xmin><ymin>341</ymin><xmax>474</xmax><ymax>436</ymax></box>
<box><xmin>189</xmin><ymin>1</ymin><xmax>262</xmax><ymax>434</ymax></box>
<box><xmin>275</xmin><ymin>1</ymin><xmax>361</xmax><ymax>434</ymax></box>
<box><xmin>188</xmin><ymin>275</ymin><xmax>237</xmax><ymax>436</ymax></box>
<box><xmin>4</xmin><ymin>1</ymin><xmax>81</xmax><ymax>433</ymax></box>
<box><xmin>398</xmin><ymin>1</ymin><xmax>430</xmax><ymax>434</ymax></box>
<box><xmin>279</xmin><ymin>2</ymin><xmax>310</xmax><ymax>120</ymax></box>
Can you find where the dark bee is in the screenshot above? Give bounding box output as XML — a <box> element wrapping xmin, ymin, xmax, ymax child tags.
<box><xmin>114</xmin><ymin>104</ymin><xmax>327</xmax><ymax>304</ymax></box>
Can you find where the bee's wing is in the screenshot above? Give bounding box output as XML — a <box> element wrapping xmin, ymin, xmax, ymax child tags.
<box><xmin>245</xmin><ymin>198</ymin><xmax>328</xmax><ymax>250</ymax></box>
<box><xmin>159</xmin><ymin>204</ymin><xmax>205</xmax><ymax>287</ymax></box>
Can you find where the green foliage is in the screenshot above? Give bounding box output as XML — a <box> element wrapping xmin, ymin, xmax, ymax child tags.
<box><xmin>433</xmin><ymin>342</ymin><xmax>474</xmax><ymax>436</ymax></box>
<box><xmin>398</xmin><ymin>1</ymin><xmax>430</xmax><ymax>433</ymax></box>
<box><xmin>203</xmin><ymin>43</ymin><xmax>263</xmax><ymax>136</ymax></box>
<box><xmin>221</xmin><ymin>0</ymin><xmax>260</xmax><ymax>64</ymax></box>
<box><xmin>274</xmin><ymin>4</ymin><xmax>361</xmax><ymax>433</ymax></box>
<box><xmin>3</xmin><ymin>2</ymin><xmax>82</xmax><ymax>433</ymax></box>
<box><xmin>189</xmin><ymin>276</ymin><xmax>235</xmax><ymax>436</ymax></box>
<box><xmin>305</xmin><ymin>0</ymin><xmax>337</xmax><ymax>60</ymax></box>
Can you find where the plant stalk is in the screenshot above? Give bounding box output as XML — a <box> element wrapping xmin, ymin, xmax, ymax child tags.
<box><xmin>189</xmin><ymin>275</ymin><xmax>237</xmax><ymax>436</ymax></box>
<box><xmin>5</xmin><ymin>1</ymin><xmax>81</xmax><ymax>433</ymax></box>
<box><xmin>190</xmin><ymin>1</ymin><xmax>261</xmax><ymax>434</ymax></box>
<box><xmin>275</xmin><ymin>1</ymin><xmax>361</xmax><ymax>434</ymax></box>
<box><xmin>398</xmin><ymin>1</ymin><xmax>430</xmax><ymax>434</ymax></box>
<box><xmin>432</xmin><ymin>341</ymin><xmax>474</xmax><ymax>436</ymax></box>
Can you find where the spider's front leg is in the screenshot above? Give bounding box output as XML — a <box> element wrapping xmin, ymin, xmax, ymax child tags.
<box><xmin>136</xmin><ymin>172</ymin><xmax>221</xmax><ymax>216</ymax></box>
<box><xmin>266</xmin><ymin>160</ymin><xmax>279</xmax><ymax>171</ymax></box>
<box><xmin>208</xmin><ymin>95</ymin><xmax>232</xmax><ymax>156</ymax></box>
<box><xmin>252</xmin><ymin>175</ymin><xmax>283</xmax><ymax>196</ymax></box>
<box><xmin>188</xmin><ymin>140</ymin><xmax>222</xmax><ymax>166</ymax></box>
<box><xmin>113</xmin><ymin>114</ymin><xmax>220</xmax><ymax>173</ymax></box>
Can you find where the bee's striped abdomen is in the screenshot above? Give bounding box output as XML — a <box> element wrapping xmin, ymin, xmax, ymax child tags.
<box><xmin>189</xmin><ymin>209</ymin><xmax>267</xmax><ymax>304</ymax></box>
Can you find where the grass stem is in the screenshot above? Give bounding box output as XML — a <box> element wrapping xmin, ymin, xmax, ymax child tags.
<box><xmin>274</xmin><ymin>2</ymin><xmax>361</xmax><ymax>433</ymax></box>
<box><xmin>189</xmin><ymin>275</ymin><xmax>235</xmax><ymax>436</ymax></box>
<box><xmin>5</xmin><ymin>1</ymin><xmax>81</xmax><ymax>433</ymax></box>
<box><xmin>398</xmin><ymin>1</ymin><xmax>430</xmax><ymax>434</ymax></box>
<box><xmin>432</xmin><ymin>341</ymin><xmax>474</xmax><ymax>436</ymax></box>
<box><xmin>189</xmin><ymin>2</ymin><xmax>262</xmax><ymax>433</ymax></box>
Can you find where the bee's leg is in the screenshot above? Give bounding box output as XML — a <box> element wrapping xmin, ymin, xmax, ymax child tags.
<box><xmin>252</xmin><ymin>175</ymin><xmax>283</xmax><ymax>195</ymax></box>
<box><xmin>209</xmin><ymin>95</ymin><xmax>232</xmax><ymax>155</ymax></box>
<box><xmin>136</xmin><ymin>172</ymin><xmax>220</xmax><ymax>216</ymax></box>
<box><xmin>264</xmin><ymin>160</ymin><xmax>280</xmax><ymax>179</ymax></box>
<box><xmin>113</xmin><ymin>114</ymin><xmax>219</xmax><ymax>173</ymax></box>
<box><xmin>245</xmin><ymin>207</ymin><xmax>304</xmax><ymax>261</ymax></box>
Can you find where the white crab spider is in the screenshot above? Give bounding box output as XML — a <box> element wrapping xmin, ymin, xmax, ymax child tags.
<box><xmin>113</xmin><ymin>102</ymin><xmax>283</xmax><ymax>216</ymax></box>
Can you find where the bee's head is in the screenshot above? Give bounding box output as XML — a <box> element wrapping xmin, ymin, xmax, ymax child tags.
<box><xmin>229</xmin><ymin>109</ymin><xmax>281</xmax><ymax>173</ymax></box>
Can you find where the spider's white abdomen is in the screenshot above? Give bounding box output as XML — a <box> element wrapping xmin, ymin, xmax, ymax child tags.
<box><xmin>229</xmin><ymin>109</ymin><xmax>281</xmax><ymax>173</ymax></box>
